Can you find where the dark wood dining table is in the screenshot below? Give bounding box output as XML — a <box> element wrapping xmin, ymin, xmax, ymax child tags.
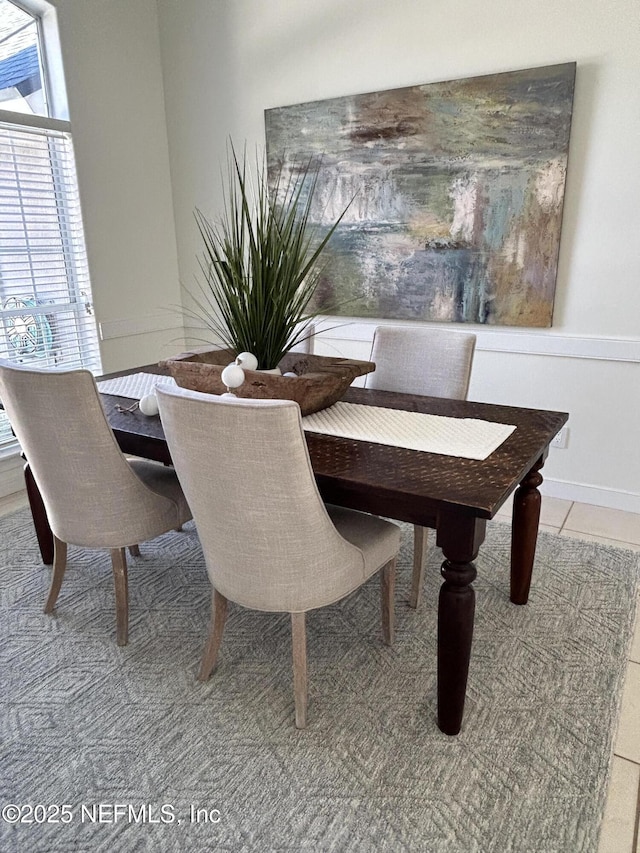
<box><xmin>24</xmin><ymin>363</ymin><xmax>568</xmax><ymax>736</ymax></box>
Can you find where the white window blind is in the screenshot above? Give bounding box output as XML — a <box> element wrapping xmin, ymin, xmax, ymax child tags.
<box><xmin>0</xmin><ymin>119</ymin><xmax>102</xmax><ymax>449</ymax></box>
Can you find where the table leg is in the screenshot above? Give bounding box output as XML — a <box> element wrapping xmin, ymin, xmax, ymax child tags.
<box><xmin>24</xmin><ymin>461</ymin><xmax>54</xmax><ymax>565</ymax></box>
<box><xmin>510</xmin><ymin>457</ymin><xmax>544</xmax><ymax>605</ymax></box>
<box><xmin>436</xmin><ymin>512</ymin><xmax>486</xmax><ymax>736</ymax></box>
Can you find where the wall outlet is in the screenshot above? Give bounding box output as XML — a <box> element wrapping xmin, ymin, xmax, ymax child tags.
<box><xmin>550</xmin><ymin>427</ymin><xmax>569</xmax><ymax>449</ymax></box>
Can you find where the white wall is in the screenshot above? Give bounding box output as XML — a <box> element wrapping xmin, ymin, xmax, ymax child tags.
<box><xmin>156</xmin><ymin>0</ymin><xmax>640</xmax><ymax>512</ymax></box>
<box><xmin>50</xmin><ymin>0</ymin><xmax>185</xmax><ymax>372</ymax></box>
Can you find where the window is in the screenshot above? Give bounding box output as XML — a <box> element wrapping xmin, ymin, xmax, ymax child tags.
<box><xmin>0</xmin><ymin>0</ymin><xmax>101</xmax><ymax>451</ymax></box>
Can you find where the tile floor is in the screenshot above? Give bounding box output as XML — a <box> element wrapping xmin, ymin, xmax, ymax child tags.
<box><xmin>1</xmin><ymin>490</ymin><xmax>639</xmax><ymax>850</ymax></box>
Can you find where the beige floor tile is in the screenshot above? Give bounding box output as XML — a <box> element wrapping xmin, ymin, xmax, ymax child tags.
<box><xmin>598</xmin><ymin>756</ymin><xmax>639</xmax><ymax>853</ymax></box>
<box><xmin>0</xmin><ymin>490</ymin><xmax>28</xmax><ymax>518</ymax></box>
<box><xmin>559</xmin><ymin>529</ymin><xmax>640</xmax><ymax>553</ymax></box>
<box><xmin>564</xmin><ymin>504</ymin><xmax>640</xmax><ymax>546</ymax></box>
<box><xmin>492</xmin><ymin>517</ymin><xmax>558</xmax><ymax>533</ymax></box>
<box><xmin>615</xmin><ymin>661</ymin><xmax>640</xmax><ymax>763</ymax></box>
<box><xmin>540</xmin><ymin>496</ymin><xmax>573</xmax><ymax>527</ymax></box>
<box><xmin>494</xmin><ymin>495</ymin><xmax>571</xmax><ymax>527</ymax></box>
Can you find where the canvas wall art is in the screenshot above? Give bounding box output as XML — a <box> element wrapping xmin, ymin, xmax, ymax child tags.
<box><xmin>264</xmin><ymin>63</ymin><xmax>576</xmax><ymax>327</ymax></box>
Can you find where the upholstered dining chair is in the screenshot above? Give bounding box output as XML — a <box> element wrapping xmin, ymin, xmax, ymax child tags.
<box><xmin>365</xmin><ymin>325</ymin><xmax>477</xmax><ymax>608</ymax></box>
<box><xmin>0</xmin><ymin>359</ymin><xmax>192</xmax><ymax>645</ymax></box>
<box><xmin>156</xmin><ymin>384</ymin><xmax>400</xmax><ymax>729</ymax></box>
<box><xmin>288</xmin><ymin>321</ymin><xmax>316</xmax><ymax>355</ymax></box>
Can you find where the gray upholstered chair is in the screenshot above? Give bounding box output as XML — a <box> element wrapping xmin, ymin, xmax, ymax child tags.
<box><xmin>288</xmin><ymin>321</ymin><xmax>316</xmax><ymax>355</ymax></box>
<box><xmin>156</xmin><ymin>384</ymin><xmax>400</xmax><ymax>729</ymax></box>
<box><xmin>365</xmin><ymin>325</ymin><xmax>476</xmax><ymax>608</ymax></box>
<box><xmin>0</xmin><ymin>359</ymin><xmax>192</xmax><ymax>645</ymax></box>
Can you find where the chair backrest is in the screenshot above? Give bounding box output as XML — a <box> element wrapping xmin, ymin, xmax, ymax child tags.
<box><xmin>156</xmin><ymin>384</ymin><xmax>363</xmax><ymax>612</ymax></box>
<box><xmin>288</xmin><ymin>322</ymin><xmax>316</xmax><ymax>355</ymax></box>
<box><xmin>0</xmin><ymin>359</ymin><xmax>176</xmax><ymax>547</ymax></box>
<box><xmin>365</xmin><ymin>325</ymin><xmax>476</xmax><ymax>399</ymax></box>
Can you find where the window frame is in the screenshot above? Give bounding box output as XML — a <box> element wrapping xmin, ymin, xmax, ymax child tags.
<box><xmin>0</xmin><ymin>0</ymin><xmax>101</xmax><ymax>457</ymax></box>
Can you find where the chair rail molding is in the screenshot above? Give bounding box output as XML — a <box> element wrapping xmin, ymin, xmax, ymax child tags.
<box><xmin>99</xmin><ymin>314</ymin><xmax>183</xmax><ymax>341</ymax></box>
<box><xmin>313</xmin><ymin>319</ymin><xmax>640</xmax><ymax>363</ymax></box>
<box><xmin>0</xmin><ymin>452</ymin><xmax>26</xmax><ymax>499</ymax></box>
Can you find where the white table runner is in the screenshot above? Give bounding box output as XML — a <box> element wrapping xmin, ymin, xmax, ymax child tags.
<box><xmin>97</xmin><ymin>377</ymin><xmax>515</xmax><ymax>460</ymax></box>
<box><xmin>96</xmin><ymin>372</ymin><xmax>176</xmax><ymax>399</ymax></box>
<box><xmin>302</xmin><ymin>402</ymin><xmax>516</xmax><ymax>460</ymax></box>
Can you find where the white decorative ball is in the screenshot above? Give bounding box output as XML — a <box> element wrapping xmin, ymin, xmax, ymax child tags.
<box><xmin>282</xmin><ymin>372</ymin><xmax>297</xmax><ymax>378</ymax></box>
<box><xmin>221</xmin><ymin>362</ymin><xmax>245</xmax><ymax>388</ymax></box>
<box><xmin>139</xmin><ymin>393</ymin><xmax>159</xmax><ymax>416</ymax></box>
<box><xmin>236</xmin><ymin>351</ymin><xmax>258</xmax><ymax>371</ymax></box>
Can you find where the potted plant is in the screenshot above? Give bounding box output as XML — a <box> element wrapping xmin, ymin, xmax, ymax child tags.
<box><xmin>184</xmin><ymin>143</ymin><xmax>346</xmax><ymax>370</ymax></box>
<box><xmin>161</xmin><ymin>144</ymin><xmax>374</xmax><ymax>414</ymax></box>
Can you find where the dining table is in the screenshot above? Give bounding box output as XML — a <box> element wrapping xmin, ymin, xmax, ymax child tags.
<box><xmin>24</xmin><ymin>363</ymin><xmax>568</xmax><ymax>736</ymax></box>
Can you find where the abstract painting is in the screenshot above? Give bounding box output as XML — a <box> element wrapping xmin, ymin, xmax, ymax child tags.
<box><xmin>265</xmin><ymin>63</ymin><xmax>576</xmax><ymax>326</ymax></box>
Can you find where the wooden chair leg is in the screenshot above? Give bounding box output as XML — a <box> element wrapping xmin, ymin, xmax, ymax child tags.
<box><xmin>128</xmin><ymin>544</ymin><xmax>140</xmax><ymax>557</ymax></box>
<box><xmin>198</xmin><ymin>589</ymin><xmax>228</xmax><ymax>681</ymax></box>
<box><xmin>110</xmin><ymin>547</ymin><xmax>129</xmax><ymax>646</ymax></box>
<box><xmin>44</xmin><ymin>536</ymin><xmax>68</xmax><ymax>613</ymax></box>
<box><xmin>409</xmin><ymin>525</ymin><xmax>428</xmax><ymax>609</ymax></box>
<box><xmin>381</xmin><ymin>557</ymin><xmax>396</xmax><ymax>645</ymax></box>
<box><xmin>291</xmin><ymin>612</ymin><xmax>308</xmax><ymax>729</ymax></box>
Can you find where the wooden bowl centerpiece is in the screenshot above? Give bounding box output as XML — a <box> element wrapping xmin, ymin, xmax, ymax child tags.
<box><xmin>159</xmin><ymin>349</ymin><xmax>375</xmax><ymax>416</ymax></box>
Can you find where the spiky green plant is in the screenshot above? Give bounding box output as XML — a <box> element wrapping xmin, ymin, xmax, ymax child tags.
<box><xmin>183</xmin><ymin>144</ymin><xmax>348</xmax><ymax>370</ymax></box>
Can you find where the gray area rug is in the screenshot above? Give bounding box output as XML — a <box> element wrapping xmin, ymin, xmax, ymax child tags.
<box><xmin>1</xmin><ymin>508</ymin><xmax>639</xmax><ymax>853</ymax></box>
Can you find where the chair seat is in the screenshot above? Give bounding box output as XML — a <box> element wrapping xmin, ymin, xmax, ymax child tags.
<box><xmin>326</xmin><ymin>504</ymin><xmax>400</xmax><ymax>579</ymax></box>
<box><xmin>129</xmin><ymin>459</ymin><xmax>192</xmax><ymax>528</ymax></box>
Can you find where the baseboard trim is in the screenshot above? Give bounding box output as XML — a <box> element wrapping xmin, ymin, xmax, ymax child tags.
<box><xmin>541</xmin><ymin>478</ymin><xmax>640</xmax><ymax>514</ymax></box>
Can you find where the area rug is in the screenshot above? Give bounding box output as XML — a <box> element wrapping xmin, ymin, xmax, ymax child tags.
<box><xmin>0</xmin><ymin>508</ymin><xmax>638</xmax><ymax>852</ymax></box>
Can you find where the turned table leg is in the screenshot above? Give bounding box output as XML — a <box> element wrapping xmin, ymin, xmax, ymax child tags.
<box><xmin>24</xmin><ymin>461</ymin><xmax>54</xmax><ymax>566</ymax></box>
<box><xmin>510</xmin><ymin>456</ymin><xmax>544</xmax><ymax>605</ymax></box>
<box><xmin>436</xmin><ymin>512</ymin><xmax>486</xmax><ymax>736</ymax></box>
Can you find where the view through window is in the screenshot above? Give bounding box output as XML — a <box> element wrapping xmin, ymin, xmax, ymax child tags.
<box><xmin>0</xmin><ymin>0</ymin><xmax>101</xmax><ymax>450</ymax></box>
